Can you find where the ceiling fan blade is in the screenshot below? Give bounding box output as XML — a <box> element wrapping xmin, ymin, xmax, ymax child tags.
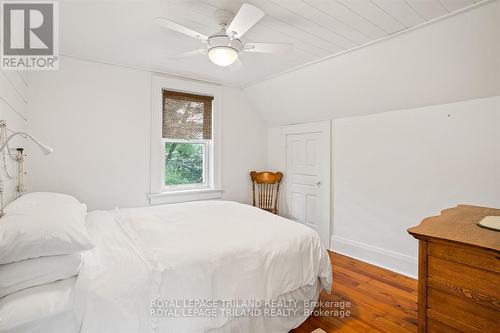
<box><xmin>226</xmin><ymin>3</ymin><xmax>264</xmax><ymax>38</ymax></box>
<box><xmin>229</xmin><ymin>58</ymin><xmax>244</xmax><ymax>72</ymax></box>
<box><xmin>172</xmin><ymin>49</ymin><xmax>207</xmax><ymax>59</ymax></box>
<box><xmin>244</xmin><ymin>42</ymin><xmax>292</xmax><ymax>54</ymax></box>
<box><xmin>155</xmin><ymin>17</ymin><xmax>208</xmax><ymax>40</ymax></box>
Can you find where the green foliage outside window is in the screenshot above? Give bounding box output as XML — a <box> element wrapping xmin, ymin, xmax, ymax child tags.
<box><xmin>165</xmin><ymin>142</ymin><xmax>204</xmax><ymax>185</ymax></box>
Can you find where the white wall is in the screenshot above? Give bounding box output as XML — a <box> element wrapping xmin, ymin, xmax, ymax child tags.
<box><xmin>221</xmin><ymin>87</ymin><xmax>267</xmax><ymax>204</ymax></box>
<box><xmin>266</xmin><ymin>126</ymin><xmax>288</xmax><ymax>212</ymax></box>
<box><xmin>0</xmin><ymin>69</ymin><xmax>29</xmax><ymax>205</ymax></box>
<box><xmin>268</xmin><ymin>96</ymin><xmax>500</xmax><ymax>277</ymax></box>
<box><xmin>27</xmin><ymin>56</ymin><xmax>267</xmax><ymax>210</ymax></box>
<box><xmin>262</xmin><ymin>1</ymin><xmax>500</xmax><ymax>277</ymax></box>
<box><xmin>332</xmin><ymin>96</ymin><xmax>500</xmax><ymax>277</ymax></box>
<box><xmin>245</xmin><ymin>0</ymin><xmax>500</xmax><ymax>126</ymax></box>
<box><xmin>27</xmin><ymin>57</ymin><xmax>152</xmax><ymax>210</ymax></box>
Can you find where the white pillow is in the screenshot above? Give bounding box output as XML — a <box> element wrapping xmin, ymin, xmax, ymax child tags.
<box><xmin>4</xmin><ymin>192</ymin><xmax>81</xmax><ymax>213</ymax></box>
<box><xmin>0</xmin><ymin>253</ymin><xmax>83</xmax><ymax>298</ymax></box>
<box><xmin>0</xmin><ymin>193</ymin><xmax>94</xmax><ymax>264</ymax></box>
<box><xmin>0</xmin><ymin>278</ymin><xmax>78</xmax><ymax>333</ymax></box>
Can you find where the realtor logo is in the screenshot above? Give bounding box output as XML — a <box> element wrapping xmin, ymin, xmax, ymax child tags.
<box><xmin>1</xmin><ymin>1</ymin><xmax>59</xmax><ymax>70</ymax></box>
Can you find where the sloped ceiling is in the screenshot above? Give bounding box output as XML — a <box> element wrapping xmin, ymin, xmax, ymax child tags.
<box><xmin>243</xmin><ymin>0</ymin><xmax>500</xmax><ymax>126</ymax></box>
<box><xmin>59</xmin><ymin>0</ymin><xmax>482</xmax><ymax>87</ymax></box>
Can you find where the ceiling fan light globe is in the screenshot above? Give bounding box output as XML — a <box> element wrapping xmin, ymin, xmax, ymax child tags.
<box><xmin>208</xmin><ymin>47</ymin><xmax>238</xmax><ymax>67</ymax></box>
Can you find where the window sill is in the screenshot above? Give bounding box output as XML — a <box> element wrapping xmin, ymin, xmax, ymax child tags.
<box><xmin>148</xmin><ymin>188</ymin><xmax>224</xmax><ymax>206</ymax></box>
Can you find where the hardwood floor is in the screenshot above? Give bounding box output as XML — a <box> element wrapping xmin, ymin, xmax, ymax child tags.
<box><xmin>292</xmin><ymin>252</ymin><xmax>418</xmax><ymax>333</ymax></box>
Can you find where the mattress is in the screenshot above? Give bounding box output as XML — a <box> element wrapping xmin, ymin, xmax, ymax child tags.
<box><xmin>75</xmin><ymin>201</ymin><xmax>332</xmax><ymax>333</ymax></box>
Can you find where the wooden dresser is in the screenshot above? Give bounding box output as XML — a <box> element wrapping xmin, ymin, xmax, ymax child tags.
<box><xmin>408</xmin><ymin>205</ymin><xmax>500</xmax><ymax>333</ymax></box>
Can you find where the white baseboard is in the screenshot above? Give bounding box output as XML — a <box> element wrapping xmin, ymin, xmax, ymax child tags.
<box><xmin>330</xmin><ymin>235</ymin><xmax>417</xmax><ymax>278</ymax></box>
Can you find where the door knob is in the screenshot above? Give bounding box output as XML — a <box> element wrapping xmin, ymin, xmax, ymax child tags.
<box><xmin>316</xmin><ymin>181</ymin><xmax>321</xmax><ymax>186</ymax></box>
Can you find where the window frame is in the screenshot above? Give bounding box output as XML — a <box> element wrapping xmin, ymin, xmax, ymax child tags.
<box><xmin>149</xmin><ymin>76</ymin><xmax>222</xmax><ymax>205</ymax></box>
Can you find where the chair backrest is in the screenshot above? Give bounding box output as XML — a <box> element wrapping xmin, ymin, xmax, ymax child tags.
<box><xmin>250</xmin><ymin>171</ymin><xmax>283</xmax><ymax>215</ymax></box>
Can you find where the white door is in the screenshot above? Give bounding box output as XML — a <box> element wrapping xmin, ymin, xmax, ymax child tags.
<box><xmin>282</xmin><ymin>121</ymin><xmax>331</xmax><ymax>248</ymax></box>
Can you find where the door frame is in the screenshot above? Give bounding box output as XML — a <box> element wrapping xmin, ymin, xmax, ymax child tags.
<box><xmin>280</xmin><ymin>120</ymin><xmax>331</xmax><ymax>249</ymax></box>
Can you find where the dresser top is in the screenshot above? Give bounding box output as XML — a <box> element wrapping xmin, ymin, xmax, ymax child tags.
<box><xmin>408</xmin><ymin>205</ymin><xmax>500</xmax><ymax>252</ymax></box>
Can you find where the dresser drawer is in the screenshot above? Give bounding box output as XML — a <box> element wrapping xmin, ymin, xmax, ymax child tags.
<box><xmin>427</xmin><ymin>255</ymin><xmax>500</xmax><ymax>302</ymax></box>
<box><xmin>428</xmin><ymin>242</ymin><xmax>500</xmax><ymax>273</ymax></box>
<box><xmin>427</xmin><ymin>310</ymin><xmax>485</xmax><ymax>333</ymax></box>
<box><xmin>427</xmin><ymin>288</ymin><xmax>500</xmax><ymax>332</ymax></box>
<box><xmin>427</xmin><ymin>318</ymin><xmax>456</xmax><ymax>333</ymax></box>
<box><xmin>426</xmin><ymin>254</ymin><xmax>500</xmax><ymax>333</ymax></box>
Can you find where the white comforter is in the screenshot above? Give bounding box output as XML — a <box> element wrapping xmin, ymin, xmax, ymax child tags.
<box><xmin>76</xmin><ymin>201</ymin><xmax>331</xmax><ymax>333</ymax></box>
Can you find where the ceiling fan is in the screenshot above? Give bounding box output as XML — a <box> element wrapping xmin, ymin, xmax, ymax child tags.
<box><xmin>155</xmin><ymin>3</ymin><xmax>292</xmax><ymax>67</ymax></box>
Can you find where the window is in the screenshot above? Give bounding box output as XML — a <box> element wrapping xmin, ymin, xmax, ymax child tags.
<box><xmin>162</xmin><ymin>90</ymin><xmax>213</xmax><ymax>190</ymax></box>
<box><xmin>149</xmin><ymin>76</ymin><xmax>222</xmax><ymax>205</ymax></box>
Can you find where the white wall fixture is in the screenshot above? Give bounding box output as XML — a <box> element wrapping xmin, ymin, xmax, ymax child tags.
<box><xmin>155</xmin><ymin>3</ymin><xmax>291</xmax><ymax>68</ymax></box>
<box><xmin>0</xmin><ymin>131</ymin><xmax>53</xmax><ymax>155</ymax></box>
<box><xmin>0</xmin><ymin>68</ymin><xmax>29</xmax><ymax>209</ymax></box>
<box><xmin>0</xmin><ymin>123</ymin><xmax>53</xmax><ymax>214</ymax></box>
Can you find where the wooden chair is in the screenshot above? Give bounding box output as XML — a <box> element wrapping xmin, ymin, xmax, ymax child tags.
<box><xmin>250</xmin><ymin>171</ymin><xmax>283</xmax><ymax>215</ymax></box>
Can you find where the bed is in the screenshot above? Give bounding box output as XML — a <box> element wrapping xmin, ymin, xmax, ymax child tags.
<box><xmin>0</xmin><ymin>196</ymin><xmax>331</xmax><ymax>333</ymax></box>
<box><xmin>76</xmin><ymin>200</ymin><xmax>331</xmax><ymax>333</ymax></box>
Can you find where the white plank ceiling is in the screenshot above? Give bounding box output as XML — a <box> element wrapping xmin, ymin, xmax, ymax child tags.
<box><xmin>58</xmin><ymin>0</ymin><xmax>484</xmax><ymax>86</ymax></box>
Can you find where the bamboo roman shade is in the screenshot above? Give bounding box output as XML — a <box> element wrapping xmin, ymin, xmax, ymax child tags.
<box><xmin>162</xmin><ymin>90</ymin><xmax>214</xmax><ymax>140</ymax></box>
